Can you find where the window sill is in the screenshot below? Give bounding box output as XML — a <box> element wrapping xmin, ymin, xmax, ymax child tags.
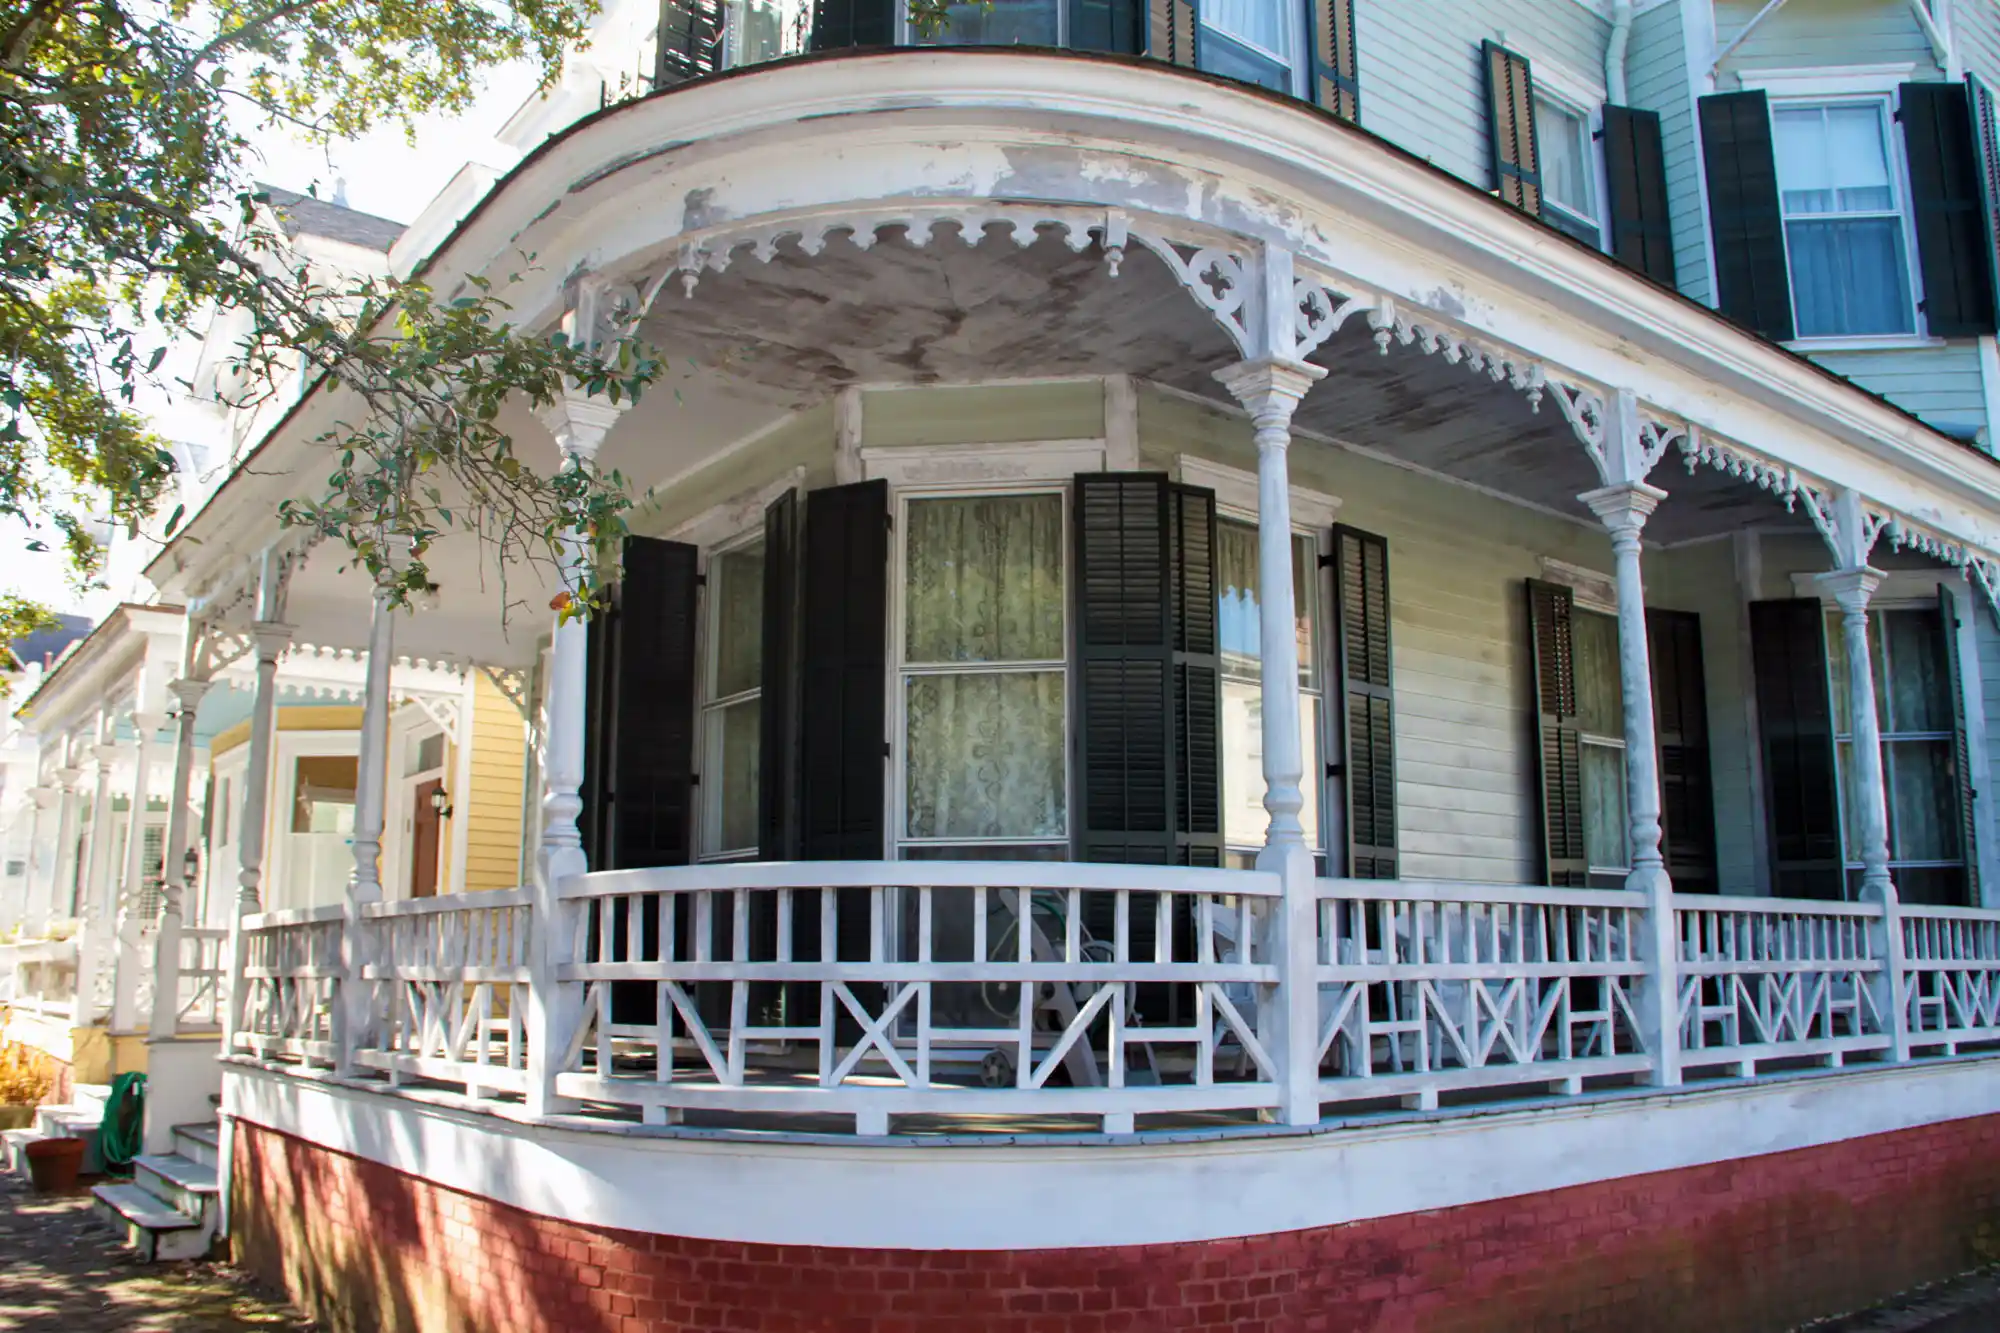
<box><xmin>1785</xmin><ymin>335</ymin><xmax>1949</xmax><ymax>354</ymax></box>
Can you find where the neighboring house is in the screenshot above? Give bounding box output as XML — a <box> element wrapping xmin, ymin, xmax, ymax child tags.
<box><xmin>14</xmin><ymin>2</ymin><xmax>2000</xmax><ymax>1329</ymax></box>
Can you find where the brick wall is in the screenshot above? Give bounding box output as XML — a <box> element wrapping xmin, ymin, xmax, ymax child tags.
<box><xmin>231</xmin><ymin>1113</ymin><xmax>2000</xmax><ymax>1333</ymax></box>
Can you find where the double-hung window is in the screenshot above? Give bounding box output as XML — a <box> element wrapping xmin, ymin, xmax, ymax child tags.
<box><xmin>1772</xmin><ymin>100</ymin><xmax>1918</xmax><ymax>338</ymax></box>
<box><xmin>1199</xmin><ymin>0</ymin><xmax>1300</xmax><ymax>94</ymax></box>
<box><xmin>1216</xmin><ymin>518</ymin><xmax>1323</xmax><ymax>867</ymax></box>
<box><xmin>898</xmin><ymin>490</ymin><xmax>1069</xmax><ymax>860</ymax></box>
<box><xmin>698</xmin><ymin>538</ymin><xmax>765</xmax><ymax>861</ymax></box>
<box><xmin>1536</xmin><ymin>94</ymin><xmax>1602</xmax><ymax>248</ymax></box>
<box><xmin>914</xmin><ymin>0</ymin><xmax>1059</xmax><ymax>46</ymax></box>
<box><xmin>1573</xmin><ymin>606</ymin><xmax>1629</xmax><ymax>882</ymax></box>
<box><xmin>1826</xmin><ymin>606</ymin><xmax>1967</xmax><ymax>904</ymax></box>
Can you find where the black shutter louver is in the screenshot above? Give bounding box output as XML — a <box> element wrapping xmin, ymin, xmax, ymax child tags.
<box><xmin>1309</xmin><ymin>0</ymin><xmax>1360</xmax><ymax>123</ymax></box>
<box><xmin>1938</xmin><ymin>585</ymin><xmax>1980</xmax><ymax>907</ymax></box>
<box><xmin>1900</xmin><ymin>82</ymin><xmax>1999</xmax><ymax>339</ymax></box>
<box><xmin>1700</xmin><ymin>90</ymin><xmax>1796</xmax><ymax>341</ymax></box>
<box><xmin>1647</xmin><ymin>609</ymin><xmax>1716</xmax><ymax>894</ymax></box>
<box><xmin>799</xmin><ymin>480</ymin><xmax>890</xmax><ymax>861</ymax></box>
<box><xmin>759</xmin><ymin>489</ymin><xmax>801</xmax><ymax>861</ymax></box>
<box><xmin>1070</xmin><ymin>0</ymin><xmax>1144</xmax><ymax>53</ymax></box>
<box><xmin>1146</xmin><ymin>0</ymin><xmax>1198</xmax><ymax>67</ymax></box>
<box><xmin>1604</xmin><ymin>104</ymin><xmax>1679</xmax><ymax>286</ymax></box>
<box><xmin>1749</xmin><ymin>600</ymin><xmax>1843</xmax><ymax>900</ymax></box>
<box><xmin>1484</xmin><ymin>40</ymin><xmax>1541</xmax><ymax>216</ymax></box>
<box><xmin>1527</xmin><ymin>580</ymin><xmax>1587</xmax><ymax>887</ymax></box>
<box><xmin>655</xmin><ymin>0</ymin><xmax>724</xmax><ymax>86</ymax></box>
<box><xmin>1332</xmin><ymin>526</ymin><xmax>1396</xmax><ymax>879</ymax></box>
<box><xmin>809</xmin><ymin>0</ymin><xmax>894</xmax><ymax>51</ymax></box>
<box><xmin>1072</xmin><ymin>474</ymin><xmax>1221</xmax><ymax>866</ymax></box>
<box><xmin>1966</xmin><ymin>74</ymin><xmax>2000</xmax><ymax>323</ymax></box>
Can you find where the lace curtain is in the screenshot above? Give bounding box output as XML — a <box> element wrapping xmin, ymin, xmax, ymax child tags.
<box><xmin>903</xmin><ymin>495</ymin><xmax>1066</xmax><ymax>843</ymax></box>
<box><xmin>1774</xmin><ymin>105</ymin><xmax>1912</xmax><ymax>337</ymax></box>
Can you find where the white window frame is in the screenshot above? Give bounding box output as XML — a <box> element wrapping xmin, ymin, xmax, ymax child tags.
<box><xmin>695</xmin><ymin>528</ymin><xmax>768</xmax><ymax>864</ymax></box>
<box><xmin>1195</xmin><ymin>2</ymin><xmax>1309</xmax><ymax>99</ymax></box>
<box><xmin>900</xmin><ymin>0</ymin><xmax>1067</xmax><ymax>49</ymax></box>
<box><xmin>265</xmin><ymin>729</ymin><xmax>360</xmax><ymax>915</ymax></box>
<box><xmin>889</xmin><ymin>480</ymin><xmax>1075</xmax><ymax>861</ymax></box>
<box><xmin>383</xmin><ymin>709</ymin><xmax>450</xmax><ymax>900</ymax></box>
<box><xmin>1534</xmin><ymin>88</ymin><xmax>1608</xmax><ymax>251</ymax></box>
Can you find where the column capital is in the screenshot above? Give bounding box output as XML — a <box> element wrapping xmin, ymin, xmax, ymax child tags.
<box><xmin>1214</xmin><ymin>358</ymin><xmax>1328</xmax><ymax>423</ymax></box>
<box><xmin>53</xmin><ymin>765</ymin><xmax>84</xmax><ymax>790</ymax></box>
<box><xmin>30</xmin><ymin>784</ymin><xmax>60</xmax><ymax>810</ymax></box>
<box><xmin>251</xmin><ymin>620</ymin><xmax>296</xmax><ymax>660</ymax></box>
<box><xmin>1813</xmin><ymin>566</ymin><xmax>1884</xmax><ymax>616</ymax></box>
<box><xmin>540</xmin><ymin>391</ymin><xmax>625</xmax><ymax>464</ymax></box>
<box><xmin>1578</xmin><ymin>480</ymin><xmax>1667</xmax><ymax>537</ymax></box>
<box><xmin>169</xmin><ymin>676</ymin><xmax>215</xmax><ymax>712</ymax></box>
<box><xmin>92</xmin><ymin>741</ymin><xmax>129</xmax><ymax>767</ymax></box>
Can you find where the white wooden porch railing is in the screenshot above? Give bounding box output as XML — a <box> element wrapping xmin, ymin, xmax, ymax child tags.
<box><xmin>0</xmin><ymin>937</ymin><xmax>79</xmax><ymax>1022</ymax></box>
<box><xmin>220</xmin><ymin>864</ymin><xmax>2000</xmax><ymax>1138</ymax></box>
<box><xmin>173</xmin><ymin>927</ymin><xmax>230</xmax><ymax>1031</ymax></box>
<box><xmin>232</xmin><ymin>905</ymin><xmax>344</xmax><ymax>1067</ymax></box>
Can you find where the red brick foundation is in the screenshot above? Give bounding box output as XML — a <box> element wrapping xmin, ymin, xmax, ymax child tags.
<box><xmin>231</xmin><ymin>1114</ymin><xmax>2000</xmax><ymax>1333</ymax></box>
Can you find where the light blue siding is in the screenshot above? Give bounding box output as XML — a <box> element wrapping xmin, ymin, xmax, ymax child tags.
<box><xmin>1807</xmin><ymin>345</ymin><xmax>1988</xmax><ymax>435</ymax></box>
<box><xmin>1355</xmin><ymin>0</ymin><xmax>1609</xmax><ymax>190</ymax></box>
<box><xmin>1626</xmin><ymin>1</ymin><xmax>1713</xmax><ymax>305</ymax></box>
<box><xmin>1964</xmin><ymin>0</ymin><xmax>2000</xmax><ymax>88</ymax></box>
<box><xmin>1713</xmin><ymin>0</ymin><xmax>1944</xmax><ymax>85</ymax></box>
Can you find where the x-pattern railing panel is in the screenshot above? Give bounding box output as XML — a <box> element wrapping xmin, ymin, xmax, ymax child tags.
<box><xmin>233</xmin><ymin>908</ymin><xmax>344</xmax><ymax>1067</ymax></box>
<box><xmin>1902</xmin><ymin>906</ymin><xmax>2000</xmax><ymax>1050</ymax></box>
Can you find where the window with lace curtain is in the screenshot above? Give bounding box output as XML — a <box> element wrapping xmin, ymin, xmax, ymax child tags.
<box><xmin>1199</xmin><ymin>0</ymin><xmax>1301</xmax><ymax>94</ymax></box>
<box><xmin>898</xmin><ymin>490</ymin><xmax>1069</xmax><ymax>860</ymax></box>
<box><xmin>1772</xmin><ymin>99</ymin><xmax>1918</xmax><ymax>337</ymax></box>
<box><xmin>700</xmin><ymin>538</ymin><xmax>765</xmax><ymax>860</ymax></box>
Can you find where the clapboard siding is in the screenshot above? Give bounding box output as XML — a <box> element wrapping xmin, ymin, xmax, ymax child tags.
<box><xmin>1808</xmin><ymin>345</ymin><xmax>1988</xmax><ymax>433</ymax></box>
<box><xmin>1626</xmin><ymin>0</ymin><xmax>1713</xmax><ymax>305</ymax></box>
<box><xmin>1965</xmin><ymin>1</ymin><xmax>2000</xmax><ymax>90</ymax></box>
<box><xmin>1138</xmin><ymin>386</ymin><xmax>1624</xmax><ymax>885</ymax></box>
<box><xmin>463</xmin><ymin>672</ymin><xmax>529</xmax><ymax>891</ymax></box>
<box><xmin>1978</xmin><ymin>597</ymin><xmax>2000</xmax><ymax>893</ymax></box>
<box><xmin>1713</xmin><ymin>0</ymin><xmax>1943</xmax><ymax>85</ymax></box>
<box><xmin>863</xmin><ymin>381</ymin><xmax>1105</xmax><ymax>447</ymax></box>
<box><xmin>1355</xmin><ymin>0</ymin><xmax>1609</xmax><ymax>189</ymax></box>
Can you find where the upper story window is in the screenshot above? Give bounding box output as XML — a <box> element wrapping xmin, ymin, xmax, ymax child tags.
<box><xmin>1771</xmin><ymin>100</ymin><xmax>1917</xmax><ymax>338</ymax></box>
<box><xmin>1536</xmin><ymin>94</ymin><xmax>1601</xmax><ymax>248</ymax></box>
<box><xmin>916</xmin><ymin>0</ymin><xmax>1059</xmax><ymax>46</ymax></box>
<box><xmin>1199</xmin><ymin>0</ymin><xmax>1301</xmax><ymax>95</ymax></box>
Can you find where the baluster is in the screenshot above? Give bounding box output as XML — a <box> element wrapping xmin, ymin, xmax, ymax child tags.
<box><xmin>916</xmin><ymin>885</ymin><xmax>932</xmax><ymax>1089</ymax></box>
<box><xmin>819</xmin><ymin>885</ymin><xmax>837</xmax><ymax>1086</ymax></box>
<box><xmin>1016</xmin><ymin>887</ymin><xmax>1034</xmax><ymax>1089</ymax></box>
<box><xmin>728</xmin><ymin>888</ymin><xmax>750</xmax><ymax>1085</ymax></box>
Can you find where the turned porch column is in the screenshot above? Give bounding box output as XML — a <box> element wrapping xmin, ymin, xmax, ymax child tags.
<box><xmin>150</xmin><ymin>675</ymin><xmax>213</xmax><ymax>1040</ymax></box>
<box><xmin>223</xmin><ymin>557</ymin><xmax>296</xmax><ymax>1051</ymax></box>
<box><xmin>111</xmin><ymin>711</ymin><xmax>167</xmax><ymax>1032</ymax></box>
<box><xmin>1215</xmin><ymin>353</ymin><xmax>1327</xmax><ymax>1128</ymax></box>
<box><xmin>73</xmin><ymin>723</ymin><xmax>125</xmax><ymax>1025</ymax></box>
<box><xmin>49</xmin><ymin>760</ymin><xmax>84</xmax><ymax>923</ymax></box>
<box><xmin>23</xmin><ymin>784</ymin><xmax>58</xmax><ymax>936</ymax></box>
<box><xmin>338</xmin><ymin>550</ymin><xmax>403</xmax><ymax>1074</ymax></box>
<box><xmin>526</xmin><ymin>392</ymin><xmax>622</xmax><ymax>1117</ymax></box>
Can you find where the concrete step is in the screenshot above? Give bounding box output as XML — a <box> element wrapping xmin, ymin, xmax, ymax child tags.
<box><xmin>69</xmin><ymin>1082</ymin><xmax>112</xmax><ymax>1117</ymax></box>
<box><xmin>30</xmin><ymin>1108</ymin><xmax>102</xmax><ymax>1174</ymax></box>
<box><xmin>132</xmin><ymin>1153</ymin><xmax>217</xmax><ymax>1223</ymax></box>
<box><xmin>1</xmin><ymin>1127</ymin><xmax>40</xmax><ymax>1175</ymax></box>
<box><xmin>91</xmin><ymin>1182</ymin><xmax>210</xmax><ymax>1262</ymax></box>
<box><xmin>172</xmin><ymin>1123</ymin><xmax>219</xmax><ymax>1171</ymax></box>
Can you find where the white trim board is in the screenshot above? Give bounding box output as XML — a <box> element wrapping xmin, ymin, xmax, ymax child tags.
<box><xmin>224</xmin><ymin>1054</ymin><xmax>2000</xmax><ymax>1252</ymax></box>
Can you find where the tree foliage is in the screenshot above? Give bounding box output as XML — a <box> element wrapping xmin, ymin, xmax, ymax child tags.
<box><xmin>2</xmin><ymin>0</ymin><xmax>659</xmax><ymax>613</ymax></box>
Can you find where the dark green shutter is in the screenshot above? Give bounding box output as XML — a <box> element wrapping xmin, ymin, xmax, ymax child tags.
<box><xmin>759</xmin><ymin>489</ymin><xmax>801</xmax><ymax>861</ymax></box>
<box><xmin>1527</xmin><ymin>580</ymin><xmax>1587</xmax><ymax>887</ymax></box>
<box><xmin>1966</xmin><ymin>74</ymin><xmax>2000</xmax><ymax>323</ymax></box>
<box><xmin>1146</xmin><ymin>0</ymin><xmax>1198</xmax><ymax>67</ymax></box>
<box><xmin>810</xmin><ymin>0</ymin><xmax>894</xmax><ymax>51</ymax></box>
<box><xmin>1604</xmin><ymin>105</ymin><xmax>1678</xmax><ymax>286</ymax></box>
<box><xmin>1749</xmin><ymin>600</ymin><xmax>1843</xmax><ymax>900</ymax></box>
<box><xmin>655</xmin><ymin>0</ymin><xmax>724</xmax><ymax>85</ymax></box>
<box><xmin>1700</xmin><ymin>90</ymin><xmax>1796</xmax><ymax>341</ymax></box>
<box><xmin>1072</xmin><ymin>473</ymin><xmax>1220</xmax><ymax>866</ymax></box>
<box><xmin>1939</xmin><ymin>585</ymin><xmax>1980</xmax><ymax>907</ymax></box>
<box><xmin>1901</xmin><ymin>82</ymin><xmax>1999</xmax><ymax>338</ymax></box>
<box><xmin>1483</xmin><ymin>41</ymin><xmax>1541</xmax><ymax>215</ymax></box>
<box><xmin>1648</xmin><ymin>608</ymin><xmax>1716</xmax><ymax>894</ymax></box>
<box><xmin>1308</xmin><ymin>0</ymin><xmax>1359</xmax><ymax>123</ymax></box>
<box><xmin>1070</xmin><ymin>0</ymin><xmax>1144</xmax><ymax>52</ymax></box>
<box><xmin>1332</xmin><ymin>526</ymin><xmax>1395</xmax><ymax>879</ymax></box>
<box><xmin>799</xmin><ymin>480</ymin><xmax>889</xmax><ymax>860</ymax></box>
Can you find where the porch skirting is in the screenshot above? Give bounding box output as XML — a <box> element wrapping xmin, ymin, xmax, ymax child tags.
<box><xmin>229</xmin><ymin>1092</ymin><xmax>2000</xmax><ymax>1332</ymax></box>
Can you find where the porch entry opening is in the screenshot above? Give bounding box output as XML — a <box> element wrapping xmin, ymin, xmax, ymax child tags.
<box><xmin>402</xmin><ymin>731</ymin><xmax>447</xmax><ymax>898</ymax></box>
<box><xmin>287</xmin><ymin>754</ymin><xmax>357</xmax><ymax>912</ymax></box>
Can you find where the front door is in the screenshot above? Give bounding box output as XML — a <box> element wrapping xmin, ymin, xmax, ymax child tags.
<box><xmin>410</xmin><ymin>779</ymin><xmax>442</xmax><ymax>898</ymax></box>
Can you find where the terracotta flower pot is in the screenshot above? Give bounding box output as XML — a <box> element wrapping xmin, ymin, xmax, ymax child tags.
<box><xmin>0</xmin><ymin>1105</ymin><xmax>33</xmax><ymax>1132</ymax></box>
<box><xmin>25</xmin><ymin>1136</ymin><xmax>84</xmax><ymax>1192</ymax></box>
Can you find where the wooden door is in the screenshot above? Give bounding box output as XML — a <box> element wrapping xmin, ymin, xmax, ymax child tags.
<box><xmin>410</xmin><ymin>779</ymin><xmax>442</xmax><ymax>898</ymax></box>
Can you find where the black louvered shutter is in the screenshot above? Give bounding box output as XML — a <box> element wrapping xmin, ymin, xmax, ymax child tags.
<box><xmin>1604</xmin><ymin>105</ymin><xmax>1678</xmax><ymax>286</ymax></box>
<box><xmin>1648</xmin><ymin>609</ymin><xmax>1716</xmax><ymax>894</ymax></box>
<box><xmin>1901</xmin><ymin>82</ymin><xmax>1998</xmax><ymax>338</ymax></box>
<box><xmin>655</xmin><ymin>0</ymin><xmax>724</xmax><ymax>86</ymax></box>
<box><xmin>1146</xmin><ymin>0</ymin><xmax>1198</xmax><ymax>67</ymax></box>
<box><xmin>1309</xmin><ymin>0</ymin><xmax>1359</xmax><ymax>123</ymax></box>
<box><xmin>1332</xmin><ymin>526</ymin><xmax>1395</xmax><ymax>879</ymax></box>
<box><xmin>1071</xmin><ymin>0</ymin><xmax>1144</xmax><ymax>52</ymax></box>
<box><xmin>1938</xmin><ymin>585</ymin><xmax>1980</xmax><ymax>907</ymax></box>
<box><xmin>1700</xmin><ymin>90</ymin><xmax>1795</xmax><ymax>341</ymax></box>
<box><xmin>1749</xmin><ymin>600</ymin><xmax>1843</xmax><ymax>900</ymax></box>
<box><xmin>1527</xmin><ymin>580</ymin><xmax>1587</xmax><ymax>887</ymax></box>
<box><xmin>1484</xmin><ymin>41</ymin><xmax>1541</xmax><ymax>215</ymax></box>
<box><xmin>759</xmin><ymin>489</ymin><xmax>801</xmax><ymax>861</ymax></box>
<box><xmin>1967</xmin><ymin>74</ymin><xmax>2000</xmax><ymax>322</ymax></box>
<box><xmin>1169</xmin><ymin>485</ymin><xmax>1224</xmax><ymax>868</ymax></box>
<box><xmin>809</xmin><ymin>0</ymin><xmax>894</xmax><ymax>50</ymax></box>
<box><xmin>799</xmin><ymin>481</ymin><xmax>889</xmax><ymax>860</ymax></box>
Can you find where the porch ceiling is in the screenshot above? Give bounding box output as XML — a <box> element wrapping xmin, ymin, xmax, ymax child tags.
<box><xmin>636</xmin><ymin>228</ymin><xmax>1809</xmax><ymax>545</ymax></box>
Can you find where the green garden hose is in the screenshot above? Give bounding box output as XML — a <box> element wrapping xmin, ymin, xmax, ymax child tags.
<box><xmin>98</xmin><ymin>1071</ymin><xmax>146</xmax><ymax>1172</ymax></box>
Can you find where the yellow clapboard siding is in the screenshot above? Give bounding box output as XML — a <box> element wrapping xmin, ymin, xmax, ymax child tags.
<box><xmin>461</xmin><ymin>672</ymin><xmax>528</xmax><ymax>891</ymax></box>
